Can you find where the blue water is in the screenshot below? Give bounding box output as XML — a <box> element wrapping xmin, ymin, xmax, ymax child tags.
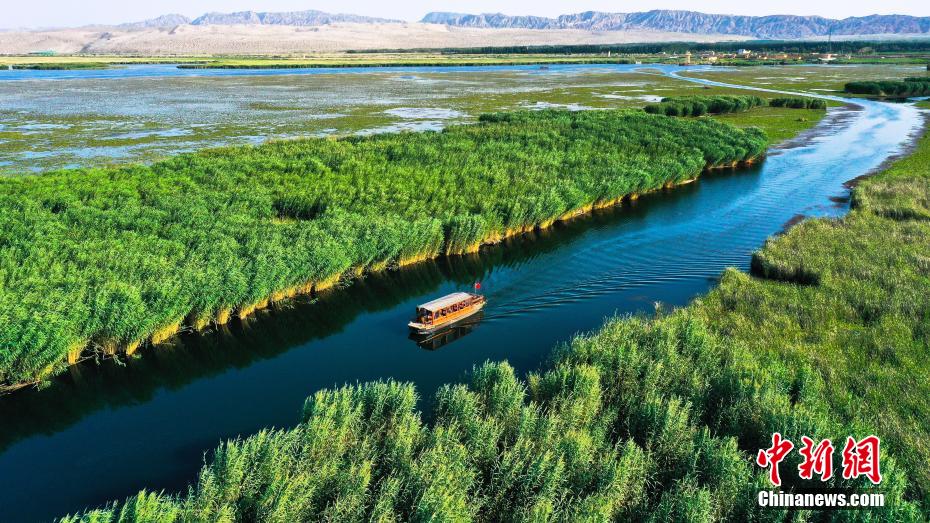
<box><xmin>0</xmin><ymin>66</ymin><xmax>924</xmax><ymax>522</ymax></box>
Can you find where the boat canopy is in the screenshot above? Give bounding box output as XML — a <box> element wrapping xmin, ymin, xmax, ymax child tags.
<box><xmin>418</xmin><ymin>292</ymin><xmax>473</xmax><ymax>313</ymax></box>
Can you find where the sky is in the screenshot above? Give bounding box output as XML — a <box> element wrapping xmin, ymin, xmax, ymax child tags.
<box><xmin>5</xmin><ymin>0</ymin><xmax>930</xmax><ymax>29</ymax></box>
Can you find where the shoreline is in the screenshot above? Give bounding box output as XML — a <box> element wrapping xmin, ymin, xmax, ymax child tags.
<box><xmin>768</xmin><ymin>104</ymin><xmax>928</xmax><ymax>236</ymax></box>
<box><xmin>844</xmin><ymin>108</ymin><xmax>930</xmax><ymax>189</ymax></box>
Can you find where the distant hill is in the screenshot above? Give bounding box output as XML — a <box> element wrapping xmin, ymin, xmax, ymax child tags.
<box><xmin>421</xmin><ymin>10</ymin><xmax>930</xmax><ymax>39</ymax></box>
<box><xmin>189</xmin><ymin>10</ymin><xmax>400</xmax><ymax>26</ymax></box>
<box><xmin>117</xmin><ymin>14</ymin><xmax>191</xmax><ymax>30</ymax></box>
<box><xmin>19</xmin><ymin>9</ymin><xmax>930</xmax><ymax>38</ymax></box>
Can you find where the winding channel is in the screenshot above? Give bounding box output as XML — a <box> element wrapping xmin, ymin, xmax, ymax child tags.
<box><xmin>0</xmin><ymin>66</ymin><xmax>924</xmax><ymax>522</ymax></box>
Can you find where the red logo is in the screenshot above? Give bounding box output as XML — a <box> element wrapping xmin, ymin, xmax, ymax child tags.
<box><xmin>757</xmin><ymin>432</ymin><xmax>794</xmax><ymax>487</ymax></box>
<box><xmin>841</xmin><ymin>436</ymin><xmax>882</xmax><ymax>485</ymax></box>
<box><xmin>798</xmin><ymin>436</ymin><xmax>834</xmax><ymax>481</ymax></box>
<box><xmin>757</xmin><ymin>434</ymin><xmax>882</xmax><ymax>486</ymax></box>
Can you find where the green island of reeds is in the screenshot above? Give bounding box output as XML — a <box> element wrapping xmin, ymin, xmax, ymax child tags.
<box><xmin>59</xmin><ymin>109</ymin><xmax>930</xmax><ymax>522</ymax></box>
<box><xmin>644</xmin><ymin>96</ymin><xmax>826</xmax><ymax>118</ymax></box>
<box><xmin>0</xmin><ymin>109</ymin><xmax>766</xmax><ymax>391</ymax></box>
<box><xmin>643</xmin><ymin>95</ymin><xmax>767</xmax><ymax>117</ymax></box>
<box><xmin>844</xmin><ymin>76</ymin><xmax>930</xmax><ymax>97</ymax></box>
<box><xmin>768</xmin><ymin>97</ymin><xmax>828</xmax><ymax>110</ymax></box>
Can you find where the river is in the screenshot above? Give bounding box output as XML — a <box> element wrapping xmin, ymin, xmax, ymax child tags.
<box><xmin>0</xmin><ymin>64</ymin><xmax>924</xmax><ymax>522</ymax></box>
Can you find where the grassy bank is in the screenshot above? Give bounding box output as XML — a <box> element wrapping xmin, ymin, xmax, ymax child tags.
<box><xmin>60</xmin><ymin>120</ymin><xmax>930</xmax><ymax>520</ymax></box>
<box><xmin>705</xmin><ymin>112</ymin><xmax>930</xmax><ymax>505</ymax></box>
<box><xmin>0</xmin><ymin>109</ymin><xmax>766</xmax><ymax>391</ymax></box>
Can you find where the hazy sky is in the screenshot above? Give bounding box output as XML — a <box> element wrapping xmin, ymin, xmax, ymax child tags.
<box><xmin>6</xmin><ymin>0</ymin><xmax>930</xmax><ymax>29</ymax></box>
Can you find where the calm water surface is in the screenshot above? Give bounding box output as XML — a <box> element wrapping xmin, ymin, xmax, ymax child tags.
<box><xmin>0</xmin><ymin>65</ymin><xmax>924</xmax><ymax>522</ymax></box>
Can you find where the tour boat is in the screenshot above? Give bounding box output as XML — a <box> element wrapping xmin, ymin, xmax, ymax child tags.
<box><xmin>408</xmin><ymin>292</ymin><xmax>486</xmax><ymax>335</ymax></box>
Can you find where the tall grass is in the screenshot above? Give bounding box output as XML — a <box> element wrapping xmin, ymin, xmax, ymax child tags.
<box><xmin>0</xmin><ymin>109</ymin><xmax>766</xmax><ymax>390</ymax></box>
<box><xmin>844</xmin><ymin>76</ymin><xmax>930</xmax><ymax>97</ymax></box>
<box><xmin>58</xmin><ymin>107</ymin><xmax>930</xmax><ymax>523</ymax></box>
<box><xmin>59</xmin><ymin>313</ymin><xmax>923</xmax><ymax>521</ymax></box>
<box><xmin>769</xmin><ymin>97</ymin><xmax>827</xmax><ymax>109</ymax></box>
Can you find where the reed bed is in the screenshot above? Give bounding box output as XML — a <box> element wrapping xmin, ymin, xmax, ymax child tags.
<box><xmin>59</xmin><ymin>312</ymin><xmax>922</xmax><ymax>522</ymax></box>
<box><xmin>59</xmin><ymin>109</ymin><xmax>930</xmax><ymax>523</ymax></box>
<box><xmin>844</xmin><ymin>76</ymin><xmax>930</xmax><ymax>97</ymax></box>
<box><xmin>643</xmin><ymin>95</ymin><xmax>767</xmax><ymax>117</ymax></box>
<box><xmin>0</xmin><ymin>109</ymin><xmax>766</xmax><ymax>390</ymax></box>
<box><xmin>769</xmin><ymin>97</ymin><xmax>828</xmax><ymax>109</ymax></box>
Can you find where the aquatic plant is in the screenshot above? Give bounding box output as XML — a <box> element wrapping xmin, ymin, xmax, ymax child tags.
<box><xmin>0</xmin><ymin>109</ymin><xmax>767</xmax><ymax>390</ymax></box>
<box><xmin>643</xmin><ymin>95</ymin><xmax>767</xmax><ymax>117</ymax></box>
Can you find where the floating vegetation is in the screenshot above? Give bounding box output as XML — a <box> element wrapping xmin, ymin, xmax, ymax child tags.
<box><xmin>0</xmin><ymin>109</ymin><xmax>766</xmax><ymax>390</ymax></box>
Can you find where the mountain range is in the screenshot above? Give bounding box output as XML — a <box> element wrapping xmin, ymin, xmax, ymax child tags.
<box><xmin>109</xmin><ymin>10</ymin><xmax>400</xmax><ymax>30</ymax></box>
<box><xmin>420</xmin><ymin>11</ymin><xmax>930</xmax><ymax>39</ymax></box>
<box><xmin>45</xmin><ymin>9</ymin><xmax>930</xmax><ymax>40</ymax></box>
<box><xmin>189</xmin><ymin>10</ymin><xmax>400</xmax><ymax>26</ymax></box>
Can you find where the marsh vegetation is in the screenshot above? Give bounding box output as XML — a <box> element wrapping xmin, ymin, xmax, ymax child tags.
<box><xmin>60</xmin><ymin>104</ymin><xmax>930</xmax><ymax>523</ymax></box>
<box><xmin>768</xmin><ymin>97</ymin><xmax>827</xmax><ymax>109</ymax></box>
<box><xmin>844</xmin><ymin>76</ymin><xmax>930</xmax><ymax>97</ymax></box>
<box><xmin>643</xmin><ymin>95</ymin><xmax>766</xmax><ymax>116</ymax></box>
<box><xmin>0</xmin><ymin>109</ymin><xmax>766</xmax><ymax>391</ymax></box>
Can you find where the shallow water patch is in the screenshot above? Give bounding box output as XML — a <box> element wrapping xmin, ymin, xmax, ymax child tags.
<box><xmin>595</xmin><ymin>93</ymin><xmax>664</xmax><ymax>102</ymax></box>
<box><xmin>521</xmin><ymin>101</ymin><xmax>594</xmax><ymax>111</ymax></box>
<box><xmin>383</xmin><ymin>107</ymin><xmax>465</xmax><ymax>119</ymax></box>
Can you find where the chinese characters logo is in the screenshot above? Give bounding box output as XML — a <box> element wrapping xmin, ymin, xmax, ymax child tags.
<box><xmin>757</xmin><ymin>433</ymin><xmax>882</xmax><ymax>486</ymax></box>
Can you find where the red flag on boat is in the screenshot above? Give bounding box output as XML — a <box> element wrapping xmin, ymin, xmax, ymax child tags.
<box><xmin>474</xmin><ymin>281</ymin><xmax>481</xmax><ymax>290</ymax></box>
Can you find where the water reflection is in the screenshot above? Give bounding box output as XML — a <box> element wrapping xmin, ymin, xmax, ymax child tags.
<box><xmin>410</xmin><ymin>312</ymin><xmax>485</xmax><ymax>351</ymax></box>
